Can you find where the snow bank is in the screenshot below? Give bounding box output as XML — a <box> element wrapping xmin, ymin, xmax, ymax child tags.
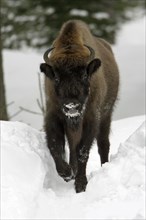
<box><xmin>1</xmin><ymin>116</ymin><xmax>145</xmax><ymax>219</ymax></box>
<box><xmin>86</xmin><ymin>121</ymin><xmax>145</xmax><ymax>219</ymax></box>
<box><xmin>1</xmin><ymin>122</ymin><xmax>46</xmax><ymax>219</ymax></box>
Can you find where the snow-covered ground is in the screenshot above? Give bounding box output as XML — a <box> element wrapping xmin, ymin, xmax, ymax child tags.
<box><xmin>1</xmin><ymin>115</ymin><xmax>145</xmax><ymax>219</ymax></box>
<box><xmin>3</xmin><ymin>15</ymin><xmax>145</xmax><ymax>129</ymax></box>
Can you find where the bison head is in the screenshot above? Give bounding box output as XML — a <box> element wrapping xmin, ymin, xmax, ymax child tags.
<box><xmin>40</xmin><ymin>45</ymin><xmax>101</xmax><ymax>127</ymax></box>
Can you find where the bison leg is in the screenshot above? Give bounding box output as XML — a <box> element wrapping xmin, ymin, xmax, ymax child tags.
<box><xmin>69</xmin><ymin>150</ymin><xmax>78</xmax><ymax>177</ymax></box>
<box><xmin>45</xmin><ymin>113</ymin><xmax>73</xmax><ymax>181</ymax></box>
<box><xmin>97</xmin><ymin>114</ymin><xmax>111</xmax><ymax>165</ymax></box>
<box><xmin>75</xmin><ymin>121</ymin><xmax>96</xmax><ymax>193</ymax></box>
<box><xmin>75</xmin><ymin>145</ymin><xmax>89</xmax><ymax>193</ymax></box>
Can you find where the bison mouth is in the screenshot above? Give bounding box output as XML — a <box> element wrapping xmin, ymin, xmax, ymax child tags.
<box><xmin>62</xmin><ymin>102</ymin><xmax>85</xmax><ymax>129</ymax></box>
<box><xmin>62</xmin><ymin>102</ymin><xmax>85</xmax><ymax>118</ymax></box>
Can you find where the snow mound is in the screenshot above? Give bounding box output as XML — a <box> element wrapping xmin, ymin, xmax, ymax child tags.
<box><xmin>86</xmin><ymin>121</ymin><xmax>145</xmax><ymax>219</ymax></box>
<box><xmin>1</xmin><ymin>122</ymin><xmax>46</xmax><ymax>219</ymax></box>
<box><xmin>1</xmin><ymin>116</ymin><xmax>145</xmax><ymax>219</ymax></box>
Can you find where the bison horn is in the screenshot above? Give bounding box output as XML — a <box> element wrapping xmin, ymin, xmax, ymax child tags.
<box><xmin>43</xmin><ymin>47</ymin><xmax>54</xmax><ymax>64</ymax></box>
<box><xmin>84</xmin><ymin>45</ymin><xmax>95</xmax><ymax>61</ymax></box>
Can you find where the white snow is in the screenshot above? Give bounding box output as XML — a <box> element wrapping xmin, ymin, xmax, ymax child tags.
<box><xmin>93</xmin><ymin>12</ymin><xmax>109</xmax><ymax>20</ymax></box>
<box><xmin>70</xmin><ymin>9</ymin><xmax>88</xmax><ymax>17</ymax></box>
<box><xmin>1</xmin><ymin>115</ymin><xmax>145</xmax><ymax>219</ymax></box>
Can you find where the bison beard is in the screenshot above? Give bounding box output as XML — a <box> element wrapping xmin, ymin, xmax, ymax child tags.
<box><xmin>40</xmin><ymin>20</ymin><xmax>119</xmax><ymax>193</ymax></box>
<box><xmin>63</xmin><ymin>103</ymin><xmax>86</xmax><ymax>130</ymax></box>
<box><xmin>65</xmin><ymin>116</ymin><xmax>82</xmax><ymax>130</ymax></box>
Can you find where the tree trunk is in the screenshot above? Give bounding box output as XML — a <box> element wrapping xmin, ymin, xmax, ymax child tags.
<box><xmin>0</xmin><ymin>10</ymin><xmax>9</xmax><ymax>120</ymax></box>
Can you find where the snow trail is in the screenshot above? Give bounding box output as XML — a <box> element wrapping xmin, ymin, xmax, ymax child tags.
<box><xmin>1</xmin><ymin>116</ymin><xmax>145</xmax><ymax>219</ymax></box>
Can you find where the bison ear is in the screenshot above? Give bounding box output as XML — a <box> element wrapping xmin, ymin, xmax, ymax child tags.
<box><xmin>87</xmin><ymin>58</ymin><xmax>101</xmax><ymax>76</ymax></box>
<box><xmin>40</xmin><ymin>63</ymin><xmax>54</xmax><ymax>79</ymax></box>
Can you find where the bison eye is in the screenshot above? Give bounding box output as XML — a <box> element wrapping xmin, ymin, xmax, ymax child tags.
<box><xmin>54</xmin><ymin>77</ymin><xmax>60</xmax><ymax>85</ymax></box>
<box><xmin>82</xmin><ymin>73</ymin><xmax>88</xmax><ymax>82</ymax></box>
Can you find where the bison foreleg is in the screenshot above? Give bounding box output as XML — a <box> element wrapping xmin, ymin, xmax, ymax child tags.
<box><xmin>69</xmin><ymin>149</ymin><xmax>78</xmax><ymax>177</ymax></box>
<box><xmin>45</xmin><ymin>113</ymin><xmax>73</xmax><ymax>181</ymax></box>
<box><xmin>97</xmin><ymin>114</ymin><xmax>111</xmax><ymax>165</ymax></box>
<box><xmin>75</xmin><ymin>121</ymin><xmax>96</xmax><ymax>193</ymax></box>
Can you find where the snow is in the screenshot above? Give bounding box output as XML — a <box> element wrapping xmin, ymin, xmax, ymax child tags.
<box><xmin>1</xmin><ymin>122</ymin><xmax>46</xmax><ymax>219</ymax></box>
<box><xmin>70</xmin><ymin>9</ymin><xmax>88</xmax><ymax>17</ymax></box>
<box><xmin>1</xmin><ymin>115</ymin><xmax>145</xmax><ymax>219</ymax></box>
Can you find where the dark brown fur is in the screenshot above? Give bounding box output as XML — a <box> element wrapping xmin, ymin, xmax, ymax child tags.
<box><xmin>40</xmin><ymin>20</ymin><xmax>119</xmax><ymax>193</ymax></box>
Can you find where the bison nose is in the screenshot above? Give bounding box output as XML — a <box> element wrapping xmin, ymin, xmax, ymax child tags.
<box><xmin>63</xmin><ymin>102</ymin><xmax>81</xmax><ymax>117</ymax></box>
<box><xmin>64</xmin><ymin>102</ymin><xmax>80</xmax><ymax>112</ymax></box>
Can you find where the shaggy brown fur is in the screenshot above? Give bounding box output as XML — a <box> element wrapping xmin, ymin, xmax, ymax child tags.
<box><xmin>40</xmin><ymin>20</ymin><xmax>119</xmax><ymax>193</ymax></box>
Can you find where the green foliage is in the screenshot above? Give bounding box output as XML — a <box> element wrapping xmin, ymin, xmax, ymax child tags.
<box><xmin>1</xmin><ymin>0</ymin><xmax>145</xmax><ymax>49</ymax></box>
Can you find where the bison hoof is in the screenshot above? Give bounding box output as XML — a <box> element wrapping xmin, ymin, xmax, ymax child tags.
<box><xmin>56</xmin><ymin>161</ymin><xmax>74</xmax><ymax>182</ymax></box>
<box><xmin>75</xmin><ymin>175</ymin><xmax>88</xmax><ymax>193</ymax></box>
<box><xmin>63</xmin><ymin>172</ymin><xmax>74</xmax><ymax>182</ymax></box>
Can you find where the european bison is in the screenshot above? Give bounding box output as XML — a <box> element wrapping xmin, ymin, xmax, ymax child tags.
<box><xmin>40</xmin><ymin>20</ymin><xmax>119</xmax><ymax>193</ymax></box>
